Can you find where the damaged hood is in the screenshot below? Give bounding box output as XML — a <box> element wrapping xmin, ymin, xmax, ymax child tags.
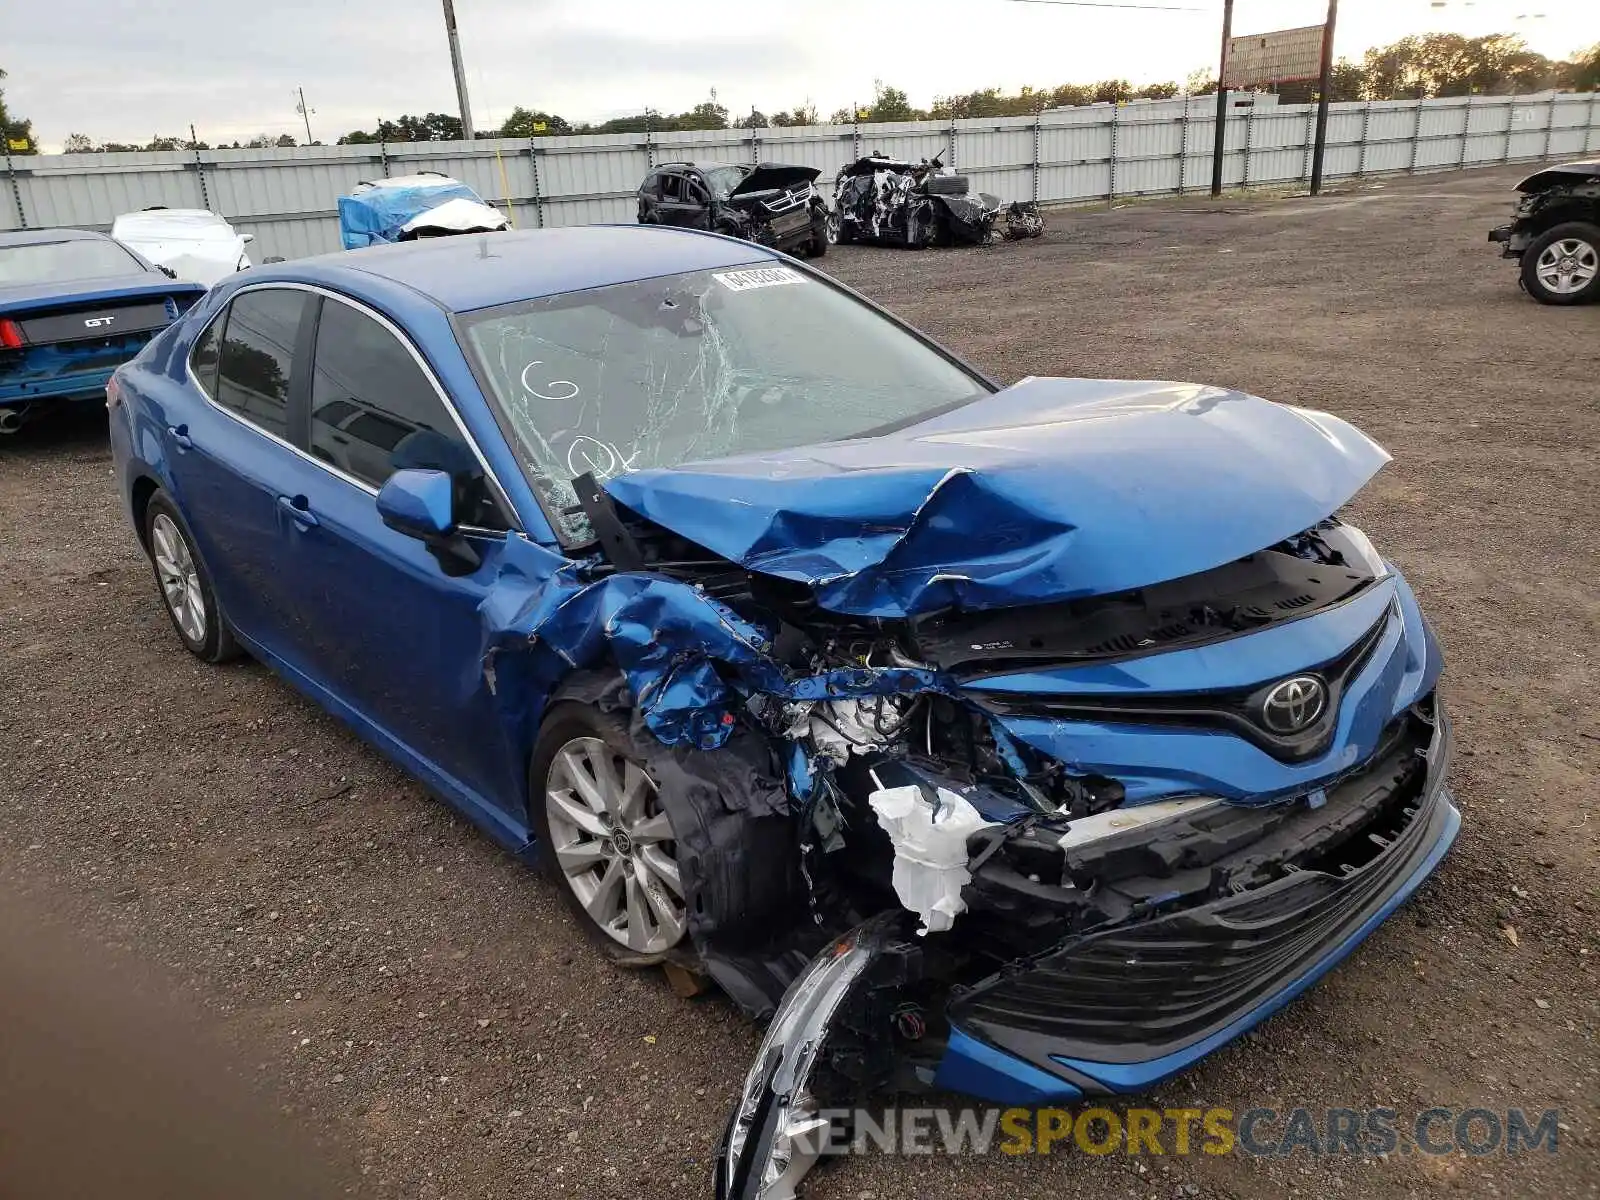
<box><xmin>1516</xmin><ymin>158</ymin><xmax>1600</xmax><ymax>192</ymax></box>
<box><xmin>728</xmin><ymin>164</ymin><xmax>821</xmax><ymax>198</ymax></box>
<box><xmin>602</xmin><ymin>377</ymin><xmax>1389</xmax><ymax>619</ymax></box>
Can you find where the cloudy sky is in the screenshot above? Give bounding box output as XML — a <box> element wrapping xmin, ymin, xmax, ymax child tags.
<box><xmin>6</xmin><ymin>0</ymin><xmax>1593</xmax><ymax>150</ymax></box>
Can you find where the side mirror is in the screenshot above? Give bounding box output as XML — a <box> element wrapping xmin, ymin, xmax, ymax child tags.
<box><xmin>376</xmin><ymin>469</ymin><xmax>480</xmax><ymax>575</ymax></box>
<box><xmin>241</xmin><ymin>233</ymin><xmax>255</xmax><ymax>245</ymax></box>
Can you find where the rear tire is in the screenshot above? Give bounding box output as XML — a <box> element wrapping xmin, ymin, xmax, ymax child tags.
<box><xmin>1519</xmin><ymin>221</ymin><xmax>1600</xmax><ymax>305</ymax></box>
<box><xmin>142</xmin><ymin>491</ymin><xmax>240</xmax><ymax>664</ymax></box>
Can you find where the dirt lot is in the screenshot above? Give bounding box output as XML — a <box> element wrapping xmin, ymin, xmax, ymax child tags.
<box><xmin>2</xmin><ymin>162</ymin><xmax>1596</xmax><ymax>1199</ymax></box>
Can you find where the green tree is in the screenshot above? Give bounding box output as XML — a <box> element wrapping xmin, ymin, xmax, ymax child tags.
<box><xmin>498</xmin><ymin>106</ymin><xmax>571</xmax><ymax>137</ymax></box>
<box><xmin>676</xmin><ymin>100</ymin><xmax>729</xmax><ymax>130</ymax></box>
<box><xmin>1328</xmin><ymin>60</ymin><xmax>1367</xmax><ymax>102</ymax></box>
<box><xmin>62</xmin><ymin>132</ymin><xmax>95</xmax><ymax>153</ymax></box>
<box><xmin>867</xmin><ymin>83</ymin><xmax>921</xmax><ymax>122</ymax></box>
<box><xmin>0</xmin><ymin>67</ymin><xmax>36</xmax><ymax>154</ymax></box>
<box><xmin>770</xmin><ymin>103</ymin><xmax>819</xmax><ymax>127</ymax></box>
<box><xmin>1134</xmin><ymin>81</ymin><xmax>1180</xmax><ymax>101</ymax></box>
<box><xmin>1562</xmin><ymin>43</ymin><xmax>1600</xmax><ymax>92</ymax></box>
<box><xmin>1092</xmin><ymin>79</ymin><xmax>1134</xmax><ymax>104</ymax></box>
<box><xmin>1361</xmin><ymin>33</ymin><xmax>1554</xmax><ymax>99</ymax></box>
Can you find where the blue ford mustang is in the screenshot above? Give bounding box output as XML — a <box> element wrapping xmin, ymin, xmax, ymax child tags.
<box><xmin>1</xmin><ymin>228</ymin><xmax>204</xmax><ymax>433</ymax></box>
<box><xmin>108</xmin><ymin>227</ymin><xmax>1457</xmax><ymax>1199</ymax></box>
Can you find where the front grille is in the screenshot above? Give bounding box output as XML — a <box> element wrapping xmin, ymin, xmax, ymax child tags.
<box><xmin>949</xmin><ymin>712</ymin><xmax>1449</xmax><ymax>1069</ymax></box>
<box><xmin>981</xmin><ymin>604</ymin><xmax>1393</xmax><ymax>764</ymax></box>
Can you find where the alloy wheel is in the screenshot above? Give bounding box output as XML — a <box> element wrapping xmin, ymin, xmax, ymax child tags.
<box><xmin>1534</xmin><ymin>237</ymin><xmax>1598</xmax><ymax>295</ymax></box>
<box><xmin>151</xmin><ymin>513</ymin><xmax>207</xmax><ymax>644</ymax></box>
<box><xmin>544</xmin><ymin>736</ymin><xmax>686</xmax><ymax>954</ymax></box>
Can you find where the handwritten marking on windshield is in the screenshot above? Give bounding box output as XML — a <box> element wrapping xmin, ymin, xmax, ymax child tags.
<box><xmin>566</xmin><ymin>436</ymin><xmax>636</xmax><ymax>481</ymax></box>
<box><xmin>519</xmin><ymin>360</ymin><xmax>580</xmax><ymax>401</ymax></box>
<box><xmin>713</xmin><ymin>267</ymin><xmax>805</xmax><ymax>292</ymax></box>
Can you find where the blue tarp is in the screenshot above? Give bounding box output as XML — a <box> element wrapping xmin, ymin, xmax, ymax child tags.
<box><xmin>337</xmin><ymin>178</ymin><xmax>488</xmax><ymax>250</ymax></box>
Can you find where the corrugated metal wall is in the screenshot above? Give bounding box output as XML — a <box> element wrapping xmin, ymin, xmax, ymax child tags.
<box><xmin>4</xmin><ymin>92</ymin><xmax>1596</xmax><ymax>263</ymax></box>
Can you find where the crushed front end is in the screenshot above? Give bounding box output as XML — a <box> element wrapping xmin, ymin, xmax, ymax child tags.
<box><xmin>463</xmin><ymin>372</ymin><xmax>1456</xmax><ymax>1198</ymax></box>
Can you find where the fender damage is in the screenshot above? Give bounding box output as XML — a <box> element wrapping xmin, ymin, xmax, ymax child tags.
<box><xmin>472</xmin><ymin>376</ymin><xmax>1455</xmax><ymax>1198</ymax></box>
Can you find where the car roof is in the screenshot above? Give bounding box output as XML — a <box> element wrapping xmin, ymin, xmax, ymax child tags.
<box><xmin>271</xmin><ymin>225</ymin><xmax>776</xmax><ymax>314</ymax></box>
<box><xmin>0</xmin><ymin>227</ymin><xmax>118</xmax><ymax>248</ymax></box>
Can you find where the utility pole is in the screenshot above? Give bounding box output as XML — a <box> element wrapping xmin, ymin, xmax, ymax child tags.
<box><xmin>1210</xmin><ymin>0</ymin><xmax>1233</xmax><ymax>197</ymax></box>
<box><xmin>1309</xmin><ymin>0</ymin><xmax>1339</xmax><ymax>194</ymax></box>
<box><xmin>296</xmin><ymin>87</ymin><xmax>315</xmax><ymax>145</ymax></box>
<box><xmin>441</xmin><ymin>0</ymin><xmax>476</xmax><ymax>140</ymax></box>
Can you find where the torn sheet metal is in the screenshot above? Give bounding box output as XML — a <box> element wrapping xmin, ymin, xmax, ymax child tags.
<box><xmin>868</xmin><ymin>785</ymin><xmax>999</xmax><ymax>934</ymax></box>
<box><xmin>479</xmin><ymin>536</ymin><xmax>957</xmax><ymax>755</ymax></box>
<box><xmin>603</xmin><ymin>377</ymin><xmax>1390</xmax><ymax>620</ymax></box>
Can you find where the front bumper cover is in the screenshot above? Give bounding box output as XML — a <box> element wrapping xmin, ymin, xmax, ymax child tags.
<box><xmin>715</xmin><ymin>713</ymin><xmax>1458</xmax><ymax>1196</ymax></box>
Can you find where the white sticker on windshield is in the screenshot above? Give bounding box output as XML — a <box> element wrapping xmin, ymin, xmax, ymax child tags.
<box><xmin>713</xmin><ymin>266</ymin><xmax>806</xmax><ymax>292</ymax></box>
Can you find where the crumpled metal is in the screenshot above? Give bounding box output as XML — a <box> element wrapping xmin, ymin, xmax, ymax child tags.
<box><xmin>478</xmin><ymin>536</ymin><xmax>955</xmax><ymax>753</ymax></box>
<box><xmin>603</xmin><ymin>377</ymin><xmax>1390</xmax><ymax>620</ymax></box>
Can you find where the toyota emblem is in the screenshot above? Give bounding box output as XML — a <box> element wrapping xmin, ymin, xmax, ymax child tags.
<box><xmin>1260</xmin><ymin>675</ymin><xmax>1327</xmax><ymax>734</ymax></box>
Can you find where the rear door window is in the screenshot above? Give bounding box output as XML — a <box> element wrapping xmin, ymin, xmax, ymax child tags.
<box><xmin>213</xmin><ymin>288</ymin><xmax>308</xmax><ymax>440</ymax></box>
<box><xmin>308</xmin><ymin>297</ymin><xmax>506</xmax><ymax>528</ymax></box>
<box><xmin>659</xmin><ymin>173</ymin><xmax>684</xmax><ymax>201</ymax></box>
<box><xmin>189</xmin><ymin>312</ymin><xmax>223</xmax><ymax>397</ymax></box>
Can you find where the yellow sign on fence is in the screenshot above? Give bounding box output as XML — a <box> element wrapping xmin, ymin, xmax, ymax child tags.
<box><xmin>6</xmin><ymin>137</ymin><xmax>31</xmax><ymax>152</ymax></box>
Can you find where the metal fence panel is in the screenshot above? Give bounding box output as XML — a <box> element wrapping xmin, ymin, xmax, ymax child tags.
<box><xmin>2</xmin><ymin>91</ymin><xmax>1595</xmax><ymax>256</ymax></box>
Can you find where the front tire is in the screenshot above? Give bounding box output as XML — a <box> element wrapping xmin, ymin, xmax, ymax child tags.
<box><xmin>1520</xmin><ymin>222</ymin><xmax>1600</xmax><ymax>305</ymax></box>
<box><xmin>807</xmin><ymin>208</ymin><xmax>833</xmax><ymax>258</ymax></box>
<box><xmin>142</xmin><ymin>492</ymin><xmax>239</xmax><ymax>664</ymax></box>
<box><xmin>530</xmin><ymin>703</ymin><xmax>688</xmax><ymax>965</ymax></box>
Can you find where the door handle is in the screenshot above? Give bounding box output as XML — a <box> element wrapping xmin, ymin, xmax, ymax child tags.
<box><xmin>168</xmin><ymin>424</ymin><xmax>192</xmax><ymax>450</ymax></box>
<box><xmin>277</xmin><ymin>494</ymin><xmax>319</xmax><ymax>528</ymax></box>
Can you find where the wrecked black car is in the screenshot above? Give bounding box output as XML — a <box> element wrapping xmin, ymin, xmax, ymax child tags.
<box><xmin>834</xmin><ymin>154</ymin><xmax>1044</xmax><ymax>248</ymax></box>
<box><xmin>1488</xmin><ymin>157</ymin><xmax>1600</xmax><ymax>304</ymax></box>
<box><xmin>109</xmin><ymin>226</ymin><xmax>1457</xmax><ymax>1200</ymax></box>
<box><xmin>638</xmin><ymin>161</ymin><xmax>831</xmax><ymax>257</ymax></box>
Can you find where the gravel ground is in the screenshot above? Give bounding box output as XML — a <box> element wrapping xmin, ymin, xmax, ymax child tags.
<box><xmin>2</xmin><ymin>162</ymin><xmax>1597</xmax><ymax>1199</ymax></box>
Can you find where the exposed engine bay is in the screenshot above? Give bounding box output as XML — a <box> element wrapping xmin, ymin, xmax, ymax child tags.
<box><xmin>833</xmin><ymin>155</ymin><xmax>1045</xmax><ymax>247</ymax></box>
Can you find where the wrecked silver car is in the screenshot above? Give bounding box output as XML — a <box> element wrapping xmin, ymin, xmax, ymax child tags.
<box><xmin>107</xmin><ymin>226</ymin><xmax>1457</xmax><ymax>1200</ymax></box>
<box><xmin>834</xmin><ymin>154</ymin><xmax>1044</xmax><ymax>247</ymax></box>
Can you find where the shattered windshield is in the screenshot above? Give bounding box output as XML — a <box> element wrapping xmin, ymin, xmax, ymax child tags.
<box><xmin>702</xmin><ymin>165</ymin><xmax>749</xmax><ymax>200</ymax></box>
<box><xmin>456</xmin><ymin>265</ymin><xmax>990</xmax><ymax>540</ymax></box>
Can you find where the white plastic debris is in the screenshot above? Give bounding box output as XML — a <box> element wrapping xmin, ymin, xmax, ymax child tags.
<box><xmin>868</xmin><ymin>785</ymin><xmax>998</xmax><ymax>936</ymax></box>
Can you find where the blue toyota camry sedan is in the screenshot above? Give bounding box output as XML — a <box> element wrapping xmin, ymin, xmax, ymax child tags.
<box><xmin>108</xmin><ymin>226</ymin><xmax>1457</xmax><ymax>1199</ymax></box>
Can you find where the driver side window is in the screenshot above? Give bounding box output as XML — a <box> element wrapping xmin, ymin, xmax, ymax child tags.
<box><xmin>659</xmin><ymin>174</ymin><xmax>684</xmax><ymax>201</ymax></box>
<box><xmin>308</xmin><ymin>297</ymin><xmax>509</xmax><ymax>531</ymax></box>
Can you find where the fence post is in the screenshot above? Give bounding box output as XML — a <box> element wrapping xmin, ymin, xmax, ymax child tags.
<box><xmin>645</xmin><ymin>109</ymin><xmax>654</xmax><ymax>170</ymax></box>
<box><xmin>1033</xmin><ymin>107</ymin><xmax>1042</xmax><ymax>203</ymax></box>
<box><xmin>1241</xmin><ymin>100</ymin><xmax>1254</xmax><ymax>188</ymax></box>
<box><xmin>1589</xmin><ymin>92</ymin><xmax>1599</xmax><ymax>154</ymax></box>
<box><xmin>1108</xmin><ymin>104</ymin><xmax>1119</xmax><ymax>204</ymax></box>
<box><xmin>852</xmin><ymin>103</ymin><xmax>860</xmax><ymax>161</ymax></box>
<box><xmin>949</xmin><ymin>115</ymin><xmax>958</xmax><ymax>171</ymax></box>
<box><xmin>1409</xmin><ymin>100</ymin><xmax>1424</xmax><ymax>172</ymax></box>
<box><xmin>1541</xmin><ymin>92</ymin><xmax>1558</xmax><ymax>160</ymax></box>
<box><xmin>528</xmin><ymin>137</ymin><xmax>543</xmax><ymax>228</ymax></box>
<box><xmin>378</xmin><ymin>135</ymin><xmax>390</xmax><ymax>177</ymax></box>
<box><xmin>3</xmin><ymin>145</ymin><xmax>25</xmax><ymax>229</ymax></box>
<box><xmin>1457</xmin><ymin>96</ymin><xmax>1471</xmax><ymax>168</ymax></box>
<box><xmin>1177</xmin><ymin>101</ymin><xmax>1190</xmax><ymax>194</ymax></box>
<box><xmin>1302</xmin><ymin>105</ymin><xmax>1317</xmax><ymax>182</ymax></box>
<box><xmin>189</xmin><ymin>126</ymin><xmax>212</xmax><ymax>213</ymax></box>
<box><xmin>1357</xmin><ymin>101</ymin><xmax>1372</xmax><ymax>176</ymax></box>
<box><xmin>1501</xmin><ymin>97</ymin><xmax>1515</xmax><ymax>163</ymax></box>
